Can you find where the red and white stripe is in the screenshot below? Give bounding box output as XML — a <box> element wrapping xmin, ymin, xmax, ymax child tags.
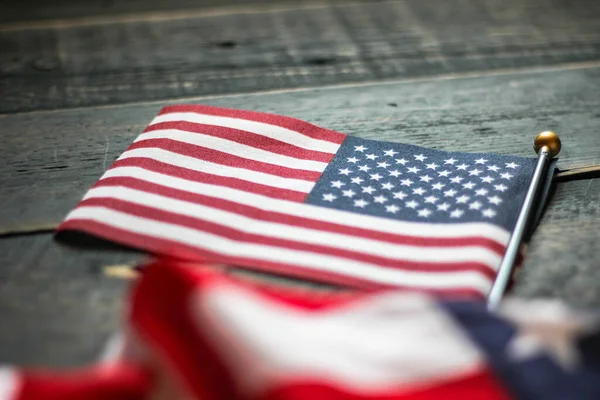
<box><xmin>59</xmin><ymin>105</ymin><xmax>510</xmax><ymax>298</ymax></box>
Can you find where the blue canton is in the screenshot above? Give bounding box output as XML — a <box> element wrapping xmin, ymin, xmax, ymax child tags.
<box><xmin>306</xmin><ymin>136</ymin><xmax>537</xmax><ymax>231</ymax></box>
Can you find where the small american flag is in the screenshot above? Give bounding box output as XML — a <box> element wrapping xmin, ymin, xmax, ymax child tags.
<box><xmin>59</xmin><ymin>105</ymin><xmax>540</xmax><ymax>298</ymax></box>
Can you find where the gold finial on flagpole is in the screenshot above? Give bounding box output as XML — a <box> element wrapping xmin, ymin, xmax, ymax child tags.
<box><xmin>534</xmin><ymin>131</ymin><xmax>561</xmax><ymax>157</ymax></box>
<box><xmin>487</xmin><ymin>131</ymin><xmax>561</xmax><ymax>311</ymax></box>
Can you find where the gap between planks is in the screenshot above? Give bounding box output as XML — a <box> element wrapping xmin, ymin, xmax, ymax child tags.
<box><xmin>3</xmin><ymin>59</ymin><xmax>600</xmax><ymax>119</ymax></box>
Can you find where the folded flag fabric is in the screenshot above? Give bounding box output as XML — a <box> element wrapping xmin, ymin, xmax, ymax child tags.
<box><xmin>3</xmin><ymin>257</ymin><xmax>600</xmax><ymax>399</ymax></box>
<box><xmin>58</xmin><ymin>105</ymin><xmax>552</xmax><ymax>298</ymax></box>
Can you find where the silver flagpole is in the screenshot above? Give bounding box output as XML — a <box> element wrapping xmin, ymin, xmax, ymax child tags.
<box><xmin>487</xmin><ymin>131</ymin><xmax>561</xmax><ymax>311</ymax></box>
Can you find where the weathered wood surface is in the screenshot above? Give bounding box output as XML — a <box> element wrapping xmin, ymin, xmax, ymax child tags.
<box><xmin>1</xmin><ymin>177</ymin><xmax>598</xmax><ymax>366</ymax></box>
<box><xmin>0</xmin><ymin>0</ymin><xmax>285</xmax><ymax>24</ymax></box>
<box><xmin>0</xmin><ymin>233</ymin><xmax>140</xmax><ymax>367</ymax></box>
<box><xmin>3</xmin><ymin>65</ymin><xmax>600</xmax><ymax>234</ymax></box>
<box><xmin>516</xmin><ymin>178</ymin><xmax>600</xmax><ymax>308</ymax></box>
<box><xmin>3</xmin><ymin>0</ymin><xmax>600</xmax><ymax>113</ymax></box>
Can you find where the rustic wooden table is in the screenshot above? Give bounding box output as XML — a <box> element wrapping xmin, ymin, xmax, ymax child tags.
<box><xmin>1</xmin><ymin>0</ymin><xmax>600</xmax><ymax>367</ymax></box>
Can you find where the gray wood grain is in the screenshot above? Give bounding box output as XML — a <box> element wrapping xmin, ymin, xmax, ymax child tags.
<box><xmin>515</xmin><ymin>178</ymin><xmax>600</xmax><ymax>308</ymax></box>
<box><xmin>0</xmin><ymin>0</ymin><xmax>285</xmax><ymax>24</ymax></box>
<box><xmin>0</xmin><ymin>177</ymin><xmax>598</xmax><ymax>366</ymax></box>
<box><xmin>0</xmin><ymin>233</ymin><xmax>142</xmax><ymax>367</ymax></box>
<box><xmin>2</xmin><ymin>0</ymin><xmax>600</xmax><ymax>113</ymax></box>
<box><xmin>2</xmin><ymin>65</ymin><xmax>600</xmax><ymax>233</ymax></box>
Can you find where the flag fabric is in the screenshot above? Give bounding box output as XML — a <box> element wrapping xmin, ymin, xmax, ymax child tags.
<box><xmin>58</xmin><ymin>104</ymin><xmax>548</xmax><ymax>299</ymax></box>
<box><xmin>3</xmin><ymin>257</ymin><xmax>600</xmax><ymax>400</ymax></box>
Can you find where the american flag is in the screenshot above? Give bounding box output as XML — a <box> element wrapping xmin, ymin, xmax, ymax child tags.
<box><xmin>3</xmin><ymin>258</ymin><xmax>599</xmax><ymax>400</ymax></box>
<box><xmin>59</xmin><ymin>105</ymin><xmax>538</xmax><ymax>298</ymax></box>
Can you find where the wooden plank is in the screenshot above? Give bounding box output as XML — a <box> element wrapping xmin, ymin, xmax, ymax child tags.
<box><xmin>2</xmin><ymin>65</ymin><xmax>600</xmax><ymax>233</ymax></box>
<box><xmin>0</xmin><ymin>233</ymin><xmax>142</xmax><ymax>367</ymax></box>
<box><xmin>1</xmin><ymin>178</ymin><xmax>598</xmax><ymax>366</ymax></box>
<box><xmin>515</xmin><ymin>178</ymin><xmax>600</xmax><ymax>308</ymax></box>
<box><xmin>2</xmin><ymin>0</ymin><xmax>600</xmax><ymax>113</ymax></box>
<box><xmin>0</xmin><ymin>0</ymin><xmax>284</xmax><ymax>24</ymax></box>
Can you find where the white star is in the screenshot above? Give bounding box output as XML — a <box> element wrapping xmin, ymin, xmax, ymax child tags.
<box><xmin>482</xmin><ymin>208</ymin><xmax>496</xmax><ymax>218</ymax></box>
<box><xmin>383</xmin><ymin>149</ymin><xmax>398</xmax><ymax>157</ymax></box>
<box><xmin>358</xmin><ymin>165</ymin><xmax>371</xmax><ymax>172</ymax></box>
<box><xmin>354</xmin><ymin>199</ymin><xmax>369</xmax><ymax>208</ymax></box>
<box><xmin>347</xmin><ymin>157</ymin><xmax>359</xmax><ymax>163</ymax></box>
<box><xmin>500</xmin><ymin>172</ymin><xmax>513</xmax><ymax>180</ymax></box>
<box><xmin>495</xmin><ymin>184</ymin><xmax>508</xmax><ymax>192</ymax></box>
<box><xmin>395</xmin><ymin>158</ymin><xmax>408</xmax><ymax>165</ymax></box>
<box><xmin>450</xmin><ymin>176</ymin><xmax>464</xmax><ymax>184</ymax></box>
<box><xmin>418</xmin><ymin>209</ymin><xmax>432</xmax><ymax>218</ymax></box>
<box><xmin>426</xmin><ymin>163</ymin><xmax>439</xmax><ymax>170</ymax></box>
<box><xmin>381</xmin><ymin>182</ymin><xmax>394</xmax><ymax>190</ymax></box>
<box><xmin>424</xmin><ymin>195</ymin><xmax>438</xmax><ymax>204</ymax></box>
<box><xmin>456</xmin><ymin>163</ymin><xmax>469</xmax><ymax>171</ymax></box>
<box><xmin>377</xmin><ymin>161</ymin><xmax>390</xmax><ymax>169</ymax></box>
<box><xmin>450</xmin><ymin>209</ymin><xmax>464</xmax><ymax>218</ymax></box>
<box><xmin>506</xmin><ymin>162</ymin><xmax>519</xmax><ymax>169</ymax></box>
<box><xmin>339</xmin><ymin>168</ymin><xmax>352</xmax><ymax>175</ymax></box>
<box><xmin>444</xmin><ymin>158</ymin><xmax>457</xmax><ymax>165</ymax></box>
<box><xmin>322</xmin><ymin>193</ymin><xmax>337</xmax><ymax>202</ymax></box>
<box><xmin>475</xmin><ymin>188</ymin><xmax>489</xmax><ymax>196</ymax></box>
<box><xmin>385</xmin><ymin>204</ymin><xmax>400</xmax><ymax>213</ymax></box>
<box><xmin>414</xmin><ymin>154</ymin><xmax>427</xmax><ymax>162</ymax></box>
<box><xmin>393</xmin><ymin>191</ymin><xmax>407</xmax><ymax>200</ymax></box>
<box><xmin>342</xmin><ymin>189</ymin><xmax>356</xmax><ymax>198</ymax></box>
<box><xmin>432</xmin><ymin>182</ymin><xmax>446</xmax><ymax>190</ymax></box>
<box><xmin>331</xmin><ymin>180</ymin><xmax>345</xmax><ymax>188</ymax></box>
<box><xmin>413</xmin><ymin>187</ymin><xmax>427</xmax><ymax>196</ymax></box>
<box><xmin>389</xmin><ymin>170</ymin><xmax>401</xmax><ymax>177</ymax></box>
<box><xmin>354</xmin><ymin>145</ymin><xmax>367</xmax><ymax>152</ymax></box>
<box><xmin>407</xmin><ymin>166</ymin><xmax>421</xmax><ymax>174</ymax></box>
<box><xmin>475</xmin><ymin>158</ymin><xmax>488</xmax><ymax>164</ymax></box>
<box><xmin>374</xmin><ymin>195</ymin><xmax>388</xmax><ymax>204</ymax></box>
<box><xmin>438</xmin><ymin>170</ymin><xmax>451</xmax><ymax>177</ymax></box>
<box><xmin>370</xmin><ymin>173</ymin><xmax>383</xmax><ymax>181</ymax></box>
<box><xmin>469</xmin><ymin>169</ymin><xmax>482</xmax><ymax>176</ymax></box>
<box><xmin>420</xmin><ymin>175</ymin><xmax>433</xmax><ymax>183</ymax></box>
<box><xmin>469</xmin><ymin>201</ymin><xmax>482</xmax><ymax>210</ymax></box>
<box><xmin>488</xmin><ymin>196</ymin><xmax>502</xmax><ymax>205</ymax></box>
<box><xmin>487</xmin><ymin>165</ymin><xmax>500</xmax><ymax>172</ymax></box>
<box><xmin>405</xmin><ymin>200</ymin><xmax>419</xmax><ymax>209</ymax></box>
<box><xmin>351</xmin><ymin>176</ymin><xmax>364</xmax><ymax>185</ymax></box>
<box><xmin>444</xmin><ymin>189</ymin><xmax>458</xmax><ymax>197</ymax></box>
<box><xmin>362</xmin><ymin>186</ymin><xmax>376</xmax><ymax>194</ymax></box>
<box><xmin>456</xmin><ymin>195</ymin><xmax>470</xmax><ymax>204</ymax></box>
<box><xmin>504</xmin><ymin>300</ymin><xmax>589</xmax><ymax>370</ymax></box>
<box><xmin>366</xmin><ymin>153</ymin><xmax>378</xmax><ymax>160</ymax></box>
<box><xmin>462</xmin><ymin>181</ymin><xmax>476</xmax><ymax>190</ymax></box>
<box><xmin>481</xmin><ymin>176</ymin><xmax>495</xmax><ymax>183</ymax></box>
<box><xmin>400</xmin><ymin>179</ymin><xmax>413</xmax><ymax>186</ymax></box>
<box><xmin>437</xmin><ymin>202</ymin><xmax>451</xmax><ymax>211</ymax></box>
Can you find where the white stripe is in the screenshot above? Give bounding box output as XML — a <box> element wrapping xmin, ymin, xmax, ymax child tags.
<box><xmin>0</xmin><ymin>368</ymin><xmax>20</xmax><ymax>400</ymax></box>
<box><xmin>198</xmin><ymin>288</ymin><xmax>484</xmax><ymax>395</ymax></box>
<box><xmin>118</xmin><ymin>148</ymin><xmax>316</xmax><ymax>193</ymax></box>
<box><xmin>100</xmin><ymin>166</ymin><xmax>510</xmax><ymax>243</ymax></box>
<box><xmin>65</xmin><ymin>206</ymin><xmax>493</xmax><ymax>294</ymax></box>
<box><xmin>83</xmin><ymin>186</ymin><xmax>502</xmax><ymax>268</ymax></box>
<box><xmin>135</xmin><ymin>129</ymin><xmax>329</xmax><ymax>172</ymax></box>
<box><xmin>151</xmin><ymin>112</ymin><xmax>341</xmax><ymax>154</ymax></box>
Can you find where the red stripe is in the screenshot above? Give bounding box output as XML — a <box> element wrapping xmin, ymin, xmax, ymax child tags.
<box><xmin>106</xmin><ymin>158</ymin><xmax>307</xmax><ymax>202</ymax></box>
<box><xmin>264</xmin><ymin>370</ymin><xmax>512</xmax><ymax>400</ymax></box>
<box><xmin>143</xmin><ymin>121</ymin><xmax>336</xmax><ymax>163</ymax></box>
<box><xmin>94</xmin><ymin>176</ymin><xmax>506</xmax><ymax>254</ymax></box>
<box><xmin>126</xmin><ymin>139</ymin><xmax>322</xmax><ymax>182</ymax></box>
<box><xmin>158</xmin><ymin>104</ymin><xmax>347</xmax><ymax>145</ymax></box>
<box><xmin>69</xmin><ymin>197</ymin><xmax>499</xmax><ymax>279</ymax></box>
<box><xmin>58</xmin><ymin>219</ymin><xmax>485</xmax><ymax>299</ymax></box>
